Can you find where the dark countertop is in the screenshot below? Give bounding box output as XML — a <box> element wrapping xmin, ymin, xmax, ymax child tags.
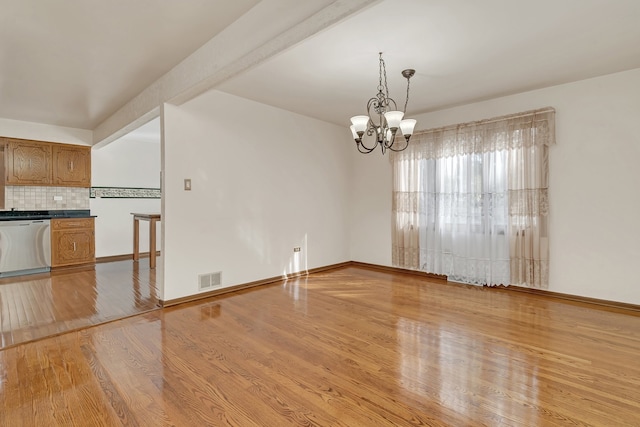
<box><xmin>0</xmin><ymin>210</ymin><xmax>94</xmax><ymax>221</ymax></box>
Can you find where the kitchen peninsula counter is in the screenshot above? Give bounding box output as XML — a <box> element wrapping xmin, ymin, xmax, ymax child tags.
<box><xmin>0</xmin><ymin>209</ymin><xmax>96</xmax><ymax>276</ymax></box>
<box><xmin>0</xmin><ymin>209</ymin><xmax>95</xmax><ymax>221</ymax></box>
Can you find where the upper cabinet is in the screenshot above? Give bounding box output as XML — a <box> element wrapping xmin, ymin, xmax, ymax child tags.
<box><xmin>2</xmin><ymin>137</ymin><xmax>91</xmax><ymax>188</ymax></box>
<box><xmin>5</xmin><ymin>139</ymin><xmax>52</xmax><ymax>185</ymax></box>
<box><xmin>52</xmin><ymin>144</ymin><xmax>91</xmax><ymax>187</ymax></box>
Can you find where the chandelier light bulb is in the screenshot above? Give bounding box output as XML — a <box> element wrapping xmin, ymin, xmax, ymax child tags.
<box><xmin>400</xmin><ymin>119</ymin><xmax>417</xmax><ymax>137</ymax></box>
<box><xmin>384</xmin><ymin>111</ymin><xmax>404</xmax><ymax>129</ymax></box>
<box><xmin>349</xmin><ymin>125</ymin><xmax>359</xmax><ymax>140</ymax></box>
<box><xmin>350</xmin><ymin>115</ymin><xmax>370</xmax><ymax>134</ymax></box>
<box><xmin>385</xmin><ymin>128</ymin><xmax>393</xmax><ymax>143</ymax></box>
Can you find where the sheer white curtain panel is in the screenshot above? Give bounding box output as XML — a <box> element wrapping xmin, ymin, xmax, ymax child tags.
<box><xmin>391</xmin><ymin>108</ymin><xmax>555</xmax><ymax>288</ymax></box>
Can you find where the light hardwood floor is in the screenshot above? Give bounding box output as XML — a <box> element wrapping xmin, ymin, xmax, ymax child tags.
<box><xmin>1</xmin><ymin>265</ymin><xmax>639</xmax><ymax>426</ymax></box>
<box><xmin>0</xmin><ymin>259</ymin><xmax>160</xmax><ymax>349</ymax></box>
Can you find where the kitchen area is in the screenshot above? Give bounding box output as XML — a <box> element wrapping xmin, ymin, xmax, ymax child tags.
<box><xmin>0</xmin><ymin>137</ymin><xmax>95</xmax><ymax>277</ymax></box>
<box><xmin>0</xmin><ymin>210</ymin><xmax>94</xmax><ymax>277</ymax></box>
<box><xmin>0</xmin><ymin>131</ymin><xmax>161</xmax><ymax>349</ymax></box>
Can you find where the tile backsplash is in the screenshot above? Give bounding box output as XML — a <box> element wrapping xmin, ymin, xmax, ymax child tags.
<box><xmin>4</xmin><ymin>186</ymin><xmax>90</xmax><ymax>210</ymax></box>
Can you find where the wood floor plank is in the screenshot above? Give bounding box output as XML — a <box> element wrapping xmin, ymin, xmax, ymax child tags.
<box><xmin>0</xmin><ymin>259</ymin><xmax>160</xmax><ymax>350</ymax></box>
<box><xmin>1</xmin><ymin>265</ymin><xmax>640</xmax><ymax>425</ymax></box>
<box><xmin>162</xmin><ymin>306</ymin><xmax>397</xmax><ymax>426</ymax></box>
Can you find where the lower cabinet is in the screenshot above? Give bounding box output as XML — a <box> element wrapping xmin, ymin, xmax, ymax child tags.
<box><xmin>51</xmin><ymin>217</ymin><xmax>95</xmax><ymax>268</ymax></box>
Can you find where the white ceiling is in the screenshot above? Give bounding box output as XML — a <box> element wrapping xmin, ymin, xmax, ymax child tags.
<box><xmin>218</xmin><ymin>0</ymin><xmax>640</xmax><ymax>126</ymax></box>
<box><xmin>0</xmin><ymin>0</ymin><xmax>259</xmax><ymax>129</ymax></box>
<box><xmin>2</xmin><ymin>0</ymin><xmax>640</xmax><ymax>135</ymax></box>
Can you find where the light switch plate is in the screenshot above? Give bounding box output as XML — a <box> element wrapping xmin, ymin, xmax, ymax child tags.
<box><xmin>184</xmin><ymin>179</ymin><xmax>191</xmax><ymax>191</ymax></box>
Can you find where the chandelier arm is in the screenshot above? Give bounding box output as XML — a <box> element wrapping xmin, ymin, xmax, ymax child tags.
<box><xmin>366</xmin><ymin>97</ymin><xmax>383</xmax><ymax>126</ymax></box>
<box><xmin>356</xmin><ymin>140</ymin><xmax>378</xmax><ymax>154</ymax></box>
<box><xmin>366</xmin><ymin>97</ymin><xmax>377</xmax><ymax>123</ymax></box>
<box><xmin>386</xmin><ymin>135</ymin><xmax>410</xmax><ymax>152</ymax></box>
<box><xmin>367</xmin><ymin>97</ymin><xmax>398</xmax><ymax>130</ymax></box>
<box><xmin>357</xmin><ymin>118</ymin><xmax>379</xmax><ymax>153</ymax></box>
<box><xmin>385</xmin><ymin>98</ymin><xmax>398</xmax><ymax>112</ymax></box>
<box><xmin>358</xmin><ymin>133</ymin><xmax>379</xmax><ymax>151</ymax></box>
<box><xmin>383</xmin><ymin>129</ymin><xmax>396</xmax><ymax>149</ymax></box>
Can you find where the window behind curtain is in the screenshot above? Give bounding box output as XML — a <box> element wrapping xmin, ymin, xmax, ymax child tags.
<box><xmin>419</xmin><ymin>150</ymin><xmax>510</xmax><ymax>285</ymax></box>
<box><xmin>391</xmin><ymin>108</ymin><xmax>555</xmax><ymax>288</ymax></box>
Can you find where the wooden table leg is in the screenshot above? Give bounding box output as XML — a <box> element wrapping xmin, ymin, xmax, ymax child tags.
<box><xmin>149</xmin><ymin>218</ymin><xmax>157</xmax><ymax>269</ymax></box>
<box><xmin>131</xmin><ymin>213</ymin><xmax>160</xmax><ymax>269</ymax></box>
<box><xmin>133</xmin><ymin>217</ymin><xmax>140</xmax><ymax>262</ymax></box>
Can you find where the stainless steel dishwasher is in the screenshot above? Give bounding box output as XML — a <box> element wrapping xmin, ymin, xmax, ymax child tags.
<box><xmin>0</xmin><ymin>219</ymin><xmax>51</xmax><ymax>277</ymax></box>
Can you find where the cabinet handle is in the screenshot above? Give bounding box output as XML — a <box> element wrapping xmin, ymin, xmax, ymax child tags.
<box><xmin>71</xmin><ymin>160</ymin><xmax>74</xmax><ymax>171</ymax></box>
<box><xmin>73</xmin><ymin>242</ymin><xmax>76</xmax><ymax>252</ymax></box>
<box><xmin>29</xmin><ymin>159</ymin><xmax>32</xmax><ymax>169</ymax></box>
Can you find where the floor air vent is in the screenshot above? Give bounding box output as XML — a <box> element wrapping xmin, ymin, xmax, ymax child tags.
<box><xmin>199</xmin><ymin>272</ymin><xmax>222</xmax><ymax>291</ymax></box>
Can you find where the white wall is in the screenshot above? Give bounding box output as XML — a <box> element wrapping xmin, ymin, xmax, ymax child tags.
<box><xmin>0</xmin><ymin>117</ymin><xmax>92</xmax><ymax>145</ymax></box>
<box><xmin>351</xmin><ymin>68</ymin><xmax>640</xmax><ymax>305</ymax></box>
<box><xmin>91</xmin><ymin>138</ymin><xmax>161</xmax><ymax>257</ymax></box>
<box><xmin>349</xmin><ymin>151</ymin><xmax>392</xmax><ymax>265</ymax></box>
<box><xmin>162</xmin><ymin>91</ymin><xmax>352</xmax><ymax>301</ymax></box>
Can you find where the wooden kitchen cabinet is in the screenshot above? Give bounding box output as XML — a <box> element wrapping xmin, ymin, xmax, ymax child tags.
<box><xmin>2</xmin><ymin>137</ymin><xmax>91</xmax><ymax>187</ymax></box>
<box><xmin>5</xmin><ymin>139</ymin><xmax>52</xmax><ymax>185</ymax></box>
<box><xmin>52</xmin><ymin>144</ymin><xmax>91</xmax><ymax>187</ymax></box>
<box><xmin>51</xmin><ymin>217</ymin><xmax>96</xmax><ymax>268</ymax></box>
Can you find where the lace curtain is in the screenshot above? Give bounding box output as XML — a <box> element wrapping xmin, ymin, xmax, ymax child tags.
<box><xmin>391</xmin><ymin>108</ymin><xmax>555</xmax><ymax>288</ymax></box>
<box><xmin>392</xmin><ymin>156</ymin><xmax>421</xmax><ymax>270</ymax></box>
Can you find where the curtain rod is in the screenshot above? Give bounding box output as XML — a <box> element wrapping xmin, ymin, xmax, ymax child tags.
<box><xmin>414</xmin><ymin>107</ymin><xmax>555</xmax><ymax>136</ymax></box>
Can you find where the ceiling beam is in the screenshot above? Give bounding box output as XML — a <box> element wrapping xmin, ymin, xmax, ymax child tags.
<box><xmin>92</xmin><ymin>0</ymin><xmax>379</xmax><ymax>146</ymax></box>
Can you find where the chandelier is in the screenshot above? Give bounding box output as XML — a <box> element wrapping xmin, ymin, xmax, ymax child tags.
<box><xmin>349</xmin><ymin>52</ymin><xmax>416</xmax><ymax>154</ymax></box>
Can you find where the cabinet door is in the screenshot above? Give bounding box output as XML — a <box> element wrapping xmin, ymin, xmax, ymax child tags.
<box><xmin>6</xmin><ymin>140</ymin><xmax>52</xmax><ymax>185</ymax></box>
<box><xmin>52</xmin><ymin>145</ymin><xmax>91</xmax><ymax>187</ymax></box>
<box><xmin>51</xmin><ymin>218</ymin><xmax>95</xmax><ymax>267</ymax></box>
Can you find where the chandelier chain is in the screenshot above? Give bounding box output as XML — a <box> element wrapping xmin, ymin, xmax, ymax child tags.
<box><xmin>381</xmin><ymin>53</ymin><xmax>389</xmax><ymax>99</ymax></box>
<box><xmin>403</xmin><ymin>74</ymin><xmax>411</xmax><ymax>113</ymax></box>
<box><xmin>378</xmin><ymin>53</ymin><xmax>383</xmax><ymax>92</ymax></box>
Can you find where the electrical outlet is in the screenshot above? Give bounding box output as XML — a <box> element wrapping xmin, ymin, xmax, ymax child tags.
<box><xmin>53</xmin><ymin>195</ymin><xmax>63</xmax><ymax>201</ymax></box>
<box><xmin>184</xmin><ymin>179</ymin><xmax>191</xmax><ymax>191</ymax></box>
<box><xmin>293</xmin><ymin>247</ymin><xmax>301</xmax><ymax>252</ymax></box>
